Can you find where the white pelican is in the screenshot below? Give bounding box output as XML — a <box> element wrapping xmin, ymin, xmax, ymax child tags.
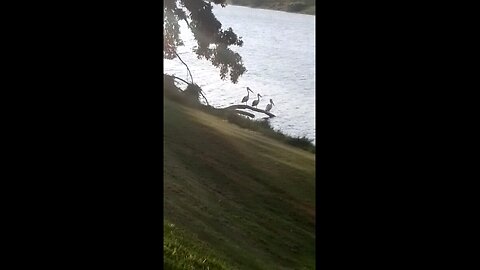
<box><xmin>252</xmin><ymin>93</ymin><xmax>262</xmax><ymax>108</ymax></box>
<box><xmin>241</xmin><ymin>87</ymin><xmax>254</xmax><ymax>104</ymax></box>
<box><xmin>265</xmin><ymin>99</ymin><xmax>275</xmax><ymax>112</ymax></box>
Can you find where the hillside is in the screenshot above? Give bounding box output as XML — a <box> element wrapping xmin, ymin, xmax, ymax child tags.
<box><xmin>164</xmin><ymin>96</ymin><xmax>316</xmax><ymax>269</ymax></box>
<box><xmin>227</xmin><ymin>0</ymin><xmax>315</xmax><ymax>15</ymax></box>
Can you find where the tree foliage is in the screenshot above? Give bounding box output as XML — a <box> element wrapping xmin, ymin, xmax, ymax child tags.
<box><xmin>164</xmin><ymin>0</ymin><xmax>247</xmax><ymax>83</ymax></box>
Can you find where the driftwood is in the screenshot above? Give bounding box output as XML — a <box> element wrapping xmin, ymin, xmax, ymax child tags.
<box><xmin>222</xmin><ymin>104</ymin><xmax>276</xmax><ymax>118</ymax></box>
<box><xmin>233</xmin><ymin>110</ymin><xmax>255</xmax><ymax>118</ymax></box>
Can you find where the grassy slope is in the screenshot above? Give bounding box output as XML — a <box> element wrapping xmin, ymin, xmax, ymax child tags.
<box><xmin>164</xmin><ymin>221</ymin><xmax>233</xmax><ymax>269</ymax></box>
<box><xmin>164</xmin><ymin>97</ymin><xmax>315</xmax><ymax>269</ymax></box>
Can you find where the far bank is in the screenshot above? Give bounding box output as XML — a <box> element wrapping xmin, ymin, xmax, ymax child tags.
<box><xmin>226</xmin><ymin>0</ymin><xmax>315</xmax><ymax>15</ymax></box>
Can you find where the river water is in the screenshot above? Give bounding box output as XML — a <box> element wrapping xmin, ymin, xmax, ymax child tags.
<box><xmin>164</xmin><ymin>5</ymin><xmax>315</xmax><ymax>144</ymax></box>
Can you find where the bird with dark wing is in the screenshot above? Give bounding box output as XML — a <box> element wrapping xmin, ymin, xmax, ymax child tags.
<box><xmin>252</xmin><ymin>93</ymin><xmax>262</xmax><ymax>108</ymax></box>
<box><xmin>265</xmin><ymin>99</ymin><xmax>275</xmax><ymax>112</ymax></box>
<box><xmin>241</xmin><ymin>87</ymin><xmax>254</xmax><ymax>104</ymax></box>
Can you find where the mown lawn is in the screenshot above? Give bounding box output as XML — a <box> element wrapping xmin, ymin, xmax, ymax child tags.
<box><xmin>164</xmin><ymin>221</ymin><xmax>233</xmax><ymax>270</ymax></box>
<box><xmin>164</xmin><ymin>97</ymin><xmax>315</xmax><ymax>269</ymax></box>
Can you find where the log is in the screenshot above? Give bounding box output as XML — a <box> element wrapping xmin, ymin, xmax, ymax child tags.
<box><xmin>222</xmin><ymin>104</ymin><xmax>276</xmax><ymax>118</ymax></box>
<box><xmin>234</xmin><ymin>110</ymin><xmax>255</xmax><ymax>118</ymax></box>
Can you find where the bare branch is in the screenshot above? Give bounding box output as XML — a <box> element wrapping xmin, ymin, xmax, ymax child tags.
<box><xmin>174</xmin><ymin>51</ymin><xmax>194</xmax><ymax>84</ymax></box>
<box><xmin>170</xmin><ymin>75</ymin><xmax>190</xmax><ymax>85</ymax></box>
<box><xmin>198</xmin><ymin>89</ymin><xmax>210</xmax><ymax>106</ymax></box>
<box><xmin>169</xmin><ymin>74</ymin><xmax>210</xmax><ymax>106</ymax></box>
<box><xmin>183</xmin><ymin>18</ymin><xmax>192</xmax><ymax>30</ymax></box>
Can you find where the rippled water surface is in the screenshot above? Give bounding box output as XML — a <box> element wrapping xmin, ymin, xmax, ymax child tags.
<box><xmin>164</xmin><ymin>5</ymin><xmax>315</xmax><ymax>143</ymax></box>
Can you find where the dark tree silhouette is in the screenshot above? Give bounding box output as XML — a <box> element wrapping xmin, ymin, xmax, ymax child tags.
<box><xmin>164</xmin><ymin>0</ymin><xmax>247</xmax><ymax>83</ymax></box>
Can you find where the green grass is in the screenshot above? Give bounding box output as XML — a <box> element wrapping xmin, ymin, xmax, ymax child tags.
<box><xmin>164</xmin><ymin>96</ymin><xmax>315</xmax><ymax>269</ymax></box>
<box><xmin>223</xmin><ymin>113</ymin><xmax>315</xmax><ymax>153</ymax></box>
<box><xmin>164</xmin><ymin>221</ymin><xmax>234</xmax><ymax>270</ymax></box>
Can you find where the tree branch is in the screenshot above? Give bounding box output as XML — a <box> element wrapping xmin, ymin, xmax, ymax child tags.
<box><xmin>174</xmin><ymin>51</ymin><xmax>194</xmax><ymax>84</ymax></box>
<box><xmin>198</xmin><ymin>89</ymin><xmax>210</xmax><ymax>106</ymax></box>
<box><xmin>169</xmin><ymin>74</ymin><xmax>210</xmax><ymax>106</ymax></box>
<box><xmin>170</xmin><ymin>75</ymin><xmax>190</xmax><ymax>85</ymax></box>
<box><xmin>183</xmin><ymin>18</ymin><xmax>192</xmax><ymax>30</ymax></box>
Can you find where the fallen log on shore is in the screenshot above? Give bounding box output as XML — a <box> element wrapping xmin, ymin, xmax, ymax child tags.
<box><xmin>222</xmin><ymin>104</ymin><xmax>276</xmax><ymax>118</ymax></box>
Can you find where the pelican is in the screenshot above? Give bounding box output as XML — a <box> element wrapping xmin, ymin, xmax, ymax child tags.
<box><xmin>265</xmin><ymin>99</ymin><xmax>275</xmax><ymax>112</ymax></box>
<box><xmin>241</xmin><ymin>87</ymin><xmax>254</xmax><ymax>104</ymax></box>
<box><xmin>251</xmin><ymin>93</ymin><xmax>262</xmax><ymax>108</ymax></box>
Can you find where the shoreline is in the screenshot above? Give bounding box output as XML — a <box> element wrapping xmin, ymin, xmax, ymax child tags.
<box><xmin>226</xmin><ymin>3</ymin><xmax>315</xmax><ymax>16</ymax></box>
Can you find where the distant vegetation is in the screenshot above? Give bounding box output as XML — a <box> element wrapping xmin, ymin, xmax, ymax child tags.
<box><xmin>227</xmin><ymin>0</ymin><xmax>315</xmax><ymax>15</ymax></box>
